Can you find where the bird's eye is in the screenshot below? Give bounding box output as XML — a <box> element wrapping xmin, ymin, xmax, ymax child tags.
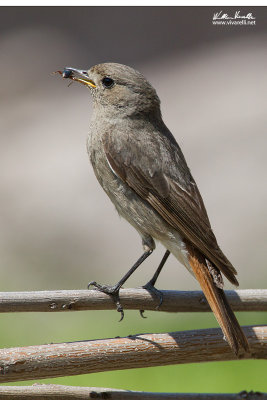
<box><xmin>102</xmin><ymin>77</ymin><xmax>114</xmax><ymax>88</ymax></box>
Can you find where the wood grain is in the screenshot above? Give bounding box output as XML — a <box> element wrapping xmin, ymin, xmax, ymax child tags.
<box><xmin>0</xmin><ymin>289</ymin><xmax>266</xmax><ymax>313</ymax></box>
<box><xmin>0</xmin><ymin>325</ymin><xmax>266</xmax><ymax>383</ymax></box>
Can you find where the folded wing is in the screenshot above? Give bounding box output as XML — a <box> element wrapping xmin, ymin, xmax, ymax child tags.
<box><xmin>103</xmin><ymin>127</ymin><xmax>238</xmax><ymax>285</ymax></box>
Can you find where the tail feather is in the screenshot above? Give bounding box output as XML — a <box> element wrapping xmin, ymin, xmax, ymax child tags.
<box><xmin>186</xmin><ymin>242</ymin><xmax>249</xmax><ymax>355</ymax></box>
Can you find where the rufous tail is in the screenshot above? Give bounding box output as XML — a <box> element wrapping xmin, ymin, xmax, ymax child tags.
<box><xmin>186</xmin><ymin>242</ymin><xmax>250</xmax><ymax>355</ymax></box>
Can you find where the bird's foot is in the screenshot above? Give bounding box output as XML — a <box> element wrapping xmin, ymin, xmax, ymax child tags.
<box><xmin>140</xmin><ymin>281</ymin><xmax>163</xmax><ymax>318</ymax></box>
<box><xmin>88</xmin><ymin>281</ymin><xmax>124</xmax><ymax>321</ymax></box>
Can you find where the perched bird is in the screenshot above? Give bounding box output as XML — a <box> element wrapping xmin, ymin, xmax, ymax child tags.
<box><xmin>58</xmin><ymin>63</ymin><xmax>249</xmax><ymax>355</ymax></box>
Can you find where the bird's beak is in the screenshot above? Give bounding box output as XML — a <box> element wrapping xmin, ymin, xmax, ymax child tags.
<box><xmin>58</xmin><ymin>67</ymin><xmax>96</xmax><ymax>88</ymax></box>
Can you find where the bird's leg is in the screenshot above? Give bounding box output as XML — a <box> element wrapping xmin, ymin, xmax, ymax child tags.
<box><xmin>140</xmin><ymin>249</ymin><xmax>170</xmax><ymax>318</ymax></box>
<box><xmin>88</xmin><ymin>249</ymin><xmax>153</xmax><ymax>321</ymax></box>
<box><xmin>145</xmin><ymin>249</ymin><xmax>171</xmax><ymax>288</ymax></box>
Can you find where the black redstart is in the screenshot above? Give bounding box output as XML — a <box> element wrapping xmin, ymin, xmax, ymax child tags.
<box><xmin>58</xmin><ymin>63</ymin><xmax>249</xmax><ymax>355</ymax></box>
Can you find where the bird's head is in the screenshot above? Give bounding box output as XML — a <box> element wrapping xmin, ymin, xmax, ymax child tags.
<box><xmin>58</xmin><ymin>63</ymin><xmax>161</xmax><ymax>117</ymax></box>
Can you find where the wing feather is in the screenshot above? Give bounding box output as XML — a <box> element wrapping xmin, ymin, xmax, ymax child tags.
<box><xmin>103</xmin><ymin>129</ymin><xmax>238</xmax><ymax>285</ymax></box>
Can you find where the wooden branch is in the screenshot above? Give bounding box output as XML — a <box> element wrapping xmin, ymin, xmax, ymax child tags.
<box><xmin>0</xmin><ymin>385</ymin><xmax>265</xmax><ymax>399</ymax></box>
<box><xmin>0</xmin><ymin>289</ymin><xmax>266</xmax><ymax>313</ymax></box>
<box><xmin>0</xmin><ymin>325</ymin><xmax>266</xmax><ymax>383</ymax></box>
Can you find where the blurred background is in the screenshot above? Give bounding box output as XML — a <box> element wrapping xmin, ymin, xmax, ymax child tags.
<box><xmin>1</xmin><ymin>5</ymin><xmax>267</xmax><ymax>392</ymax></box>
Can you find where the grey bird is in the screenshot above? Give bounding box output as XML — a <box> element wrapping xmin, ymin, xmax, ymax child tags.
<box><xmin>58</xmin><ymin>63</ymin><xmax>249</xmax><ymax>355</ymax></box>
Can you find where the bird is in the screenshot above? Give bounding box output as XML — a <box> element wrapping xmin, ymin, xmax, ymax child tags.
<box><xmin>58</xmin><ymin>62</ymin><xmax>249</xmax><ymax>355</ymax></box>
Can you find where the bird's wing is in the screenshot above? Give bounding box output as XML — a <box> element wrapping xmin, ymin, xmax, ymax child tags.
<box><xmin>102</xmin><ymin>128</ymin><xmax>238</xmax><ymax>285</ymax></box>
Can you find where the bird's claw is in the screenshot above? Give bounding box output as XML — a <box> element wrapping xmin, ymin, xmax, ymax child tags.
<box><xmin>139</xmin><ymin>281</ymin><xmax>163</xmax><ymax>318</ymax></box>
<box><xmin>116</xmin><ymin>302</ymin><xmax>124</xmax><ymax>322</ymax></box>
<box><xmin>88</xmin><ymin>281</ymin><xmax>116</xmax><ymax>294</ymax></box>
<box><xmin>87</xmin><ymin>281</ymin><xmax>124</xmax><ymax>321</ymax></box>
<box><xmin>139</xmin><ymin>309</ymin><xmax>147</xmax><ymax>319</ymax></box>
<box><xmin>88</xmin><ymin>280</ymin><xmax>100</xmax><ymax>290</ymax></box>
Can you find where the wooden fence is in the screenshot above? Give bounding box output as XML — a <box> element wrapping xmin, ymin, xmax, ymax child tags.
<box><xmin>0</xmin><ymin>288</ymin><xmax>266</xmax><ymax>399</ymax></box>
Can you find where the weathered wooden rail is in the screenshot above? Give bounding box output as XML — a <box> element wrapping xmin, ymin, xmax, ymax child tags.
<box><xmin>0</xmin><ymin>289</ymin><xmax>266</xmax><ymax>398</ymax></box>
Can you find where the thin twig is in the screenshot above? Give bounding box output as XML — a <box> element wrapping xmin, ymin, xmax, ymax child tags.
<box><xmin>0</xmin><ymin>325</ymin><xmax>266</xmax><ymax>383</ymax></box>
<box><xmin>0</xmin><ymin>289</ymin><xmax>266</xmax><ymax>313</ymax></box>
<box><xmin>0</xmin><ymin>385</ymin><xmax>265</xmax><ymax>399</ymax></box>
